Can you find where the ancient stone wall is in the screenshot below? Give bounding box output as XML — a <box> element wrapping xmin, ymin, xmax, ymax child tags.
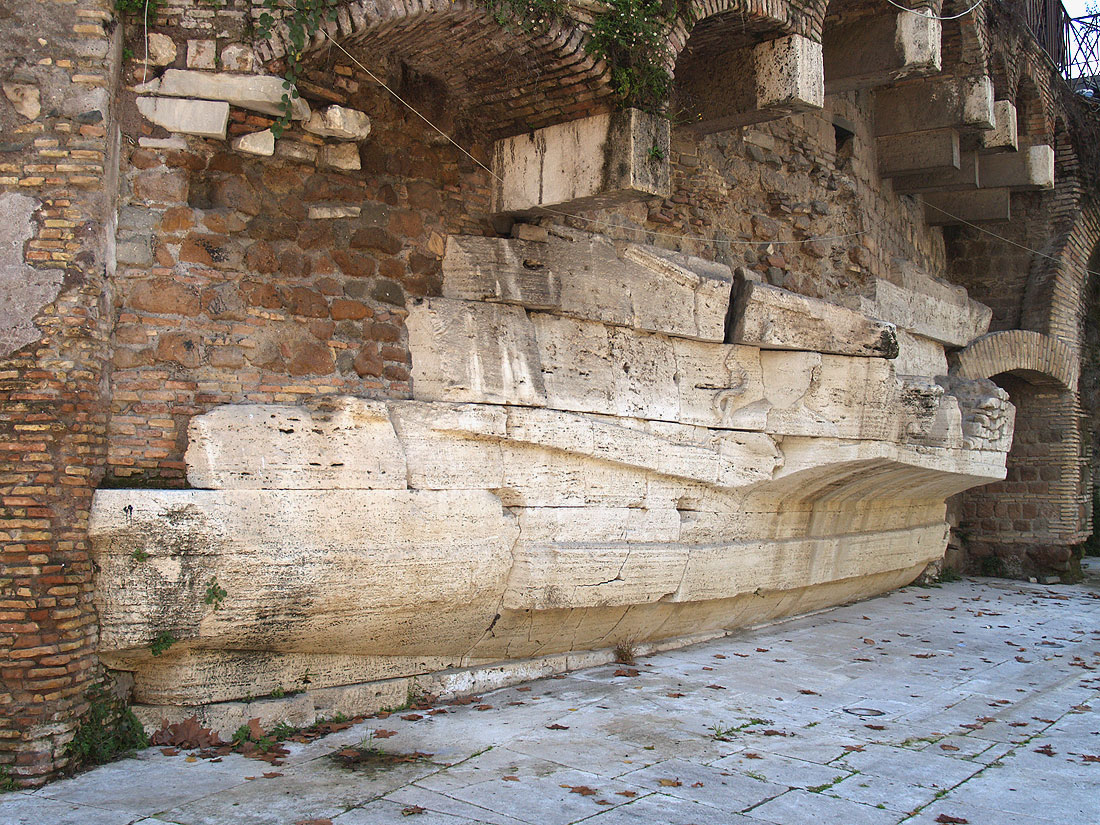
<box><xmin>3</xmin><ymin>0</ymin><xmax>1099</xmax><ymax>785</ymax></box>
<box><xmin>0</xmin><ymin>0</ymin><xmax>119</xmax><ymax>786</ymax></box>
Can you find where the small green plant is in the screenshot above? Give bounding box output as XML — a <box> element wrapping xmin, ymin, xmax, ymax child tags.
<box><xmin>150</xmin><ymin>630</ymin><xmax>176</xmax><ymax>657</ymax></box>
<box><xmin>270</xmin><ymin>687</ymin><xmax>285</xmax><ymax>699</ymax></box>
<box><xmin>481</xmin><ymin>0</ymin><xmax>565</xmax><ymax>32</ymax></box>
<box><xmin>0</xmin><ymin>768</ymin><xmax>16</xmax><ymax>793</ymax></box>
<box><xmin>938</xmin><ymin>567</ymin><xmax>963</xmax><ymax>583</ymax></box>
<box><xmin>270</xmin><ymin>721</ymin><xmax>299</xmax><ymax>740</ymax></box>
<box><xmin>232</xmin><ymin>723</ymin><xmax>275</xmax><ymax>752</ymax></box>
<box><xmin>586</xmin><ymin>0</ymin><xmax>683</xmax><ymax>114</ymax></box>
<box><xmin>807</xmin><ymin>775</ymin><xmax>847</xmax><ymax>793</ymax></box>
<box><xmin>647</xmin><ymin>144</ymin><xmax>665</xmax><ymax>161</ymax></box>
<box><xmin>203</xmin><ymin>577</ymin><xmax>227</xmax><ymax>611</ymax></box>
<box><xmin>709</xmin><ymin>721</ymin><xmax>740</xmax><ymax>741</ymax></box>
<box><xmin>115</xmin><ymin>0</ymin><xmax>162</xmax><ymax>16</ymax></box>
<box><xmin>131</xmin><ymin>548</ymin><xmax>148</xmax><ymax>562</ymax></box>
<box><xmin>67</xmin><ymin>685</ymin><xmax>148</xmax><ymax>768</ymax></box>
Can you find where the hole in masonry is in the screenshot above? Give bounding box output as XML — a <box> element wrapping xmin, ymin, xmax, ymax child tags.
<box><xmin>844</xmin><ymin>707</ymin><xmax>886</xmax><ymax>717</ymax></box>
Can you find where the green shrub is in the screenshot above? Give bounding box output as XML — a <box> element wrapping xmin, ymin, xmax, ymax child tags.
<box><xmin>67</xmin><ymin>686</ymin><xmax>148</xmax><ymax>768</ymax></box>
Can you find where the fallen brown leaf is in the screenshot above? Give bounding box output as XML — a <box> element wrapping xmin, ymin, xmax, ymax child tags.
<box><xmin>798</xmin><ymin>689</ymin><xmax>820</xmax><ymax>695</ymax></box>
<box><xmin>613</xmin><ymin>668</ymin><xmax>640</xmax><ymax>678</ymax></box>
<box><xmin>658</xmin><ymin>778</ymin><xmax>682</xmax><ymax>787</ymax></box>
<box><xmin>864</xmin><ymin>724</ymin><xmax>886</xmax><ymax>731</ymax></box>
<box><xmin>691</xmin><ymin>781</ymin><xmax>704</xmax><ymax>788</ymax></box>
<box><xmin>401</xmin><ymin>714</ymin><xmax>423</xmax><ymax>721</ymax></box>
<box><xmin>617</xmin><ymin>790</ymin><xmax>638</xmax><ymax>797</ymax></box>
<box><xmin>705</xmin><ymin>684</ymin><xmax>726</xmax><ymax>690</ymax></box>
<box><xmin>940</xmin><ymin>744</ymin><xmax>960</xmax><ymax>752</ymax></box>
<box><xmin>934</xmin><ymin>815</ymin><xmax>968</xmax><ymax>824</ymax></box>
<box><xmin>475</xmin><ymin>705</ymin><xmax>494</xmax><ymax>711</ymax></box>
<box><xmin>1034</xmin><ymin>744</ymin><xmax>1056</xmax><ymax>756</ymax></box>
<box><xmin>563</xmin><ymin>784</ymin><xmax>597</xmax><ymax>796</ymax></box>
<box><xmin>401</xmin><ymin>806</ymin><xmax>425</xmax><ymax>816</ymax></box>
<box><xmin>667</xmin><ymin>692</ymin><xmax>686</xmax><ymax>698</ymax></box>
<box><xmin>743</xmin><ymin>752</ymin><xmax>762</xmax><ymax>759</ymax></box>
<box><xmin>263</xmin><ymin>771</ymin><xmax>283</xmax><ymax>778</ymax></box>
<box><xmin>373</xmin><ymin>729</ymin><xmax>397</xmax><ymax>739</ymax></box>
<box><xmin>502</xmin><ymin>775</ymin><xmax>520</xmax><ymax>781</ymax></box>
<box><xmin>547</xmin><ymin>723</ymin><xmax>569</xmax><ymax>730</ymax></box>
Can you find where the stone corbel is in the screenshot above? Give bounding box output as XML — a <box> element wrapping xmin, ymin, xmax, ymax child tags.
<box><xmin>491</xmin><ymin>109</ymin><xmax>670</xmax><ymax>215</ymax></box>
<box><xmin>675</xmin><ymin>34</ymin><xmax>823</xmax><ymax>135</ymax></box>
<box><xmin>824</xmin><ymin>10</ymin><xmax>941</xmax><ymax>93</ymax></box>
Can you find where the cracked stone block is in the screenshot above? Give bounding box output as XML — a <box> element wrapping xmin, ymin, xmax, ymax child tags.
<box><xmin>135</xmin><ymin>69</ymin><xmax>310</xmax><ymax>120</ymax></box>
<box><xmin>136</xmin><ymin>97</ymin><xmax>229</xmax><ymax>139</ymax></box>
<box><xmin>304</xmin><ymin>105</ymin><xmax>371</xmax><ymax>140</ymax></box>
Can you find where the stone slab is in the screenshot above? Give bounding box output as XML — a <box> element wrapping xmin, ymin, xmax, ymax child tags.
<box><xmin>924</xmin><ymin>188</ymin><xmax>1012</xmax><ymax>225</ymax></box>
<box><xmin>825</xmin><ymin>11</ymin><xmax>940</xmax><ymax>93</ymax></box>
<box><xmin>979</xmin><ymin>144</ymin><xmax>1054</xmax><ymax>190</ymax></box>
<box><xmin>875</xmin><ymin>75</ymin><xmax>993</xmax><ymax>136</ymax></box>
<box><xmin>855</xmin><ymin>267</ymin><xmax>991</xmax><ymax>347</ymax></box>
<box><xmin>184</xmin><ymin>398</ymin><xmax>407</xmax><ymax>489</ymax></box>
<box><xmin>729</xmin><ymin>272</ymin><xmax>899</xmax><ymax>358</ymax></box>
<box><xmin>491</xmin><ymin>108</ymin><xmax>669</xmax><ymax>215</ymax></box>
<box><xmin>441</xmin><ymin>232</ymin><xmax>730</xmax><ymax>342</ymax></box>
<box><xmin>134</xmin><ymin>69</ymin><xmax>310</xmax><ymax>119</ymax></box>
<box><xmin>136</xmin><ymin>96</ymin><xmax>229</xmax><ymax>139</ymax></box>
<box><xmin>891</xmin><ymin>152</ymin><xmax>978</xmax><ymax>193</ymax></box>
<box><xmin>877</xmin><ymin>128</ymin><xmax>959</xmax><ymax>177</ymax></box>
<box><xmin>90</xmin><ymin>489</ymin><xmax>517</xmax><ymax>656</ymax></box>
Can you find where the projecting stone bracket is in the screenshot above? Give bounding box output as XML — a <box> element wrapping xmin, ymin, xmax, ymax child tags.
<box><xmin>875</xmin><ymin>74</ymin><xmax>994</xmax><ymax>137</ymax></box>
<box><xmin>491</xmin><ymin>109</ymin><xmax>670</xmax><ymax>215</ymax></box>
<box><xmin>727</xmin><ymin>268</ymin><xmax>899</xmax><ymax>358</ymax></box>
<box><xmin>979</xmin><ymin>144</ymin><xmax>1054</xmax><ymax>190</ymax></box>
<box><xmin>878</xmin><ymin>128</ymin><xmax>960</xmax><ymax>177</ymax></box>
<box><xmin>924</xmin><ymin>189</ymin><xmax>1011</xmax><ymax>225</ymax></box>
<box><xmin>981</xmin><ymin>100</ymin><xmax>1019</xmax><ymax>152</ymax></box>
<box><xmin>675</xmin><ymin>34</ymin><xmax>823</xmax><ymax>135</ymax></box>
<box><xmin>825</xmin><ymin>10</ymin><xmax>941</xmax><ymax>93</ymax></box>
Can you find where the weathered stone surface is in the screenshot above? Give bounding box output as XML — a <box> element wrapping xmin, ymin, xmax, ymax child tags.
<box><xmin>979</xmin><ymin>144</ymin><xmax>1054</xmax><ymax>190</ymax></box>
<box><xmin>0</xmin><ymin>192</ymin><xmax>64</xmax><ymax>356</ymax></box>
<box><xmin>136</xmin><ymin>97</ymin><xmax>229</xmax><ymax>139</ymax></box>
<box><xmin>893</xmin><ymin>329</ymin><xmax>948</xmax><ymax>377</ymax></box>
<box><xmin>308</xmin><ymin>205</ymin><xmax>361</xmax><ymax>220</ymax></box>
<box><xmin>441</xmin><ymin>231</ymin><xmax>730</xmax><ymax>342</ymax></box>
<box><xmin>890</xmin><ymin>152</ymin><xmax>978</xmax><ymax>193</ymax></box>
<box><xmin>219</xmin><ymin>43</ymin><xmax>255</xmax><ymax>73</ymax></box>
<box><xmin>924</xmin><ymin>188</ymin><xmax>1011</xmax><ymax>225</ymax></box>
<box><xmin>91</xmin><ymin>489</ymin><xmax>517</xmax><ymax>656</ymax></box>
<box><xmin>185</xmin><ymin>398</ymin><xmax>407</xmax><ymax>489</ymax></box>
<box><xmin>875</xmin><ymin>75</ymin><xmax>993</xmax><ymax>136</ymax></box>
<box><xmin>877</xmin><ymin>128</ymin><xmax>959</xmax><ymax>177</ymax></box>
<box><xmin>492</xmin><ymin>108</ymin><xmax>670</xmax><ymax>214</ymax></box>
<box><xmin>853</xmin><ymin>266</ymin><xmax>991</xmax><ymax>347</ymax></box>
<box><xmin>145</xmin><ymin>32</ymin><xmax>177</xmax><ymax>67</ymax></box>
<box><xmin>728</xmin><ymin>271</ymin><xmax>898</xmax><ymax>358</ymax></box>
<box><xmin>304</xmin><ymin>105</ymin><xmax>371</xmax><ymax>140</ymax></box>
<box><xmin>134</xmin><ymin>69</ymin><xmax>310</xmax><ymax>120</ymax></box>
<box><xmin>186</xmin><ymin>39</ymin><xmax>216</xmax><ymax>70</ymax></box>
<box><xmin>231</xmin><ymin>129</ymin><xmax>275</xmax><ymax>157</ymax></box>
<box><xmin>982</xmin><ymin>100</ymin><xmax>1018</xmax><ymax>151</ymax></box>
<box><xmin>2</xmin><ymin>82</ymin><xmax>40</xmax><ymax>120</ymax></box>
<box><xmin>824</xmin><ymin>11</ymin><xmax>940</xmax><ymax>93</ymax></box>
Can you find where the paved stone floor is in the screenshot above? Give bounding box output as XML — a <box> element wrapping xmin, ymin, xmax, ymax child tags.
<box><xmin>5</xmin><ymin>562</ymin><xmax>1100</xmax><ymax>825</ymax></box>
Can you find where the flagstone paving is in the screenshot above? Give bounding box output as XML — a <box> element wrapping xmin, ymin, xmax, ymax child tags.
<box><xmin>5</xmin><ymin>561</ymin><xmax>1100</xmax><ymax>825</ymax></box>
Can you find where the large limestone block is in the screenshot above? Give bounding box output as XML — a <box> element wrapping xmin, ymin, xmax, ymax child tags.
<box><xmin>407</xmin><ymin>298</ymin><xmax>546</xmax><ymax>406</ymax></box>
<box><xmin>441</xmin><ymin>232</ymin><xmax>731</xmax><ymax>342</ymax></box>
<box><xmin>893</xmin><ymin>329</ymin><xmax>948</xmax><ymax>377</ymax></box>
<box><xmin>981</xmin><ymin>100</ymin><xmax>1018</xmax><ymax>152</ymax></box>
<box><xmin>854</xmin><ymin>266</ymin><xmax>991</xmax><ymax>346</ymax></box>
<box><xmin>492</xmin><ymin>108</ymin><xmax>670</xmax><ymax>214</ymax></box>
<box><xmin>877</xmin><ymin>128</ymin><xmax>960</xmax><ymax>177</ymax></box>
<box><xmin>136</xmin><ymin>97</ymin><xmax>229</xmax><ymax>139</ymax></box>
<box><xmin>304</xmin><ymin>105</ymin><xmax>371</xmax><ymax>140</ymax></box>
<box><xmin>825</xmin><ymin>11</ymin><xmax>940</xmax><ymax>93</ymax></box>
<box><xmin>979</xmin><ymin>144</ymin><xmax>1054</xmax><ymax>190</ymax></box>
<box><xmin>924</xmin><ymin>189</ymin><xmax>1011</xmax><ymax>225</ymax></box>
<box><xmin>875</xmin><ymin>75</ymin><xmax>993</xmax><ymax>136</ymax></box>
<box><xmin>390</xmin><ymin>401</ymin><xmax>780</xmax><ymax>495</ymax></box>
<box><xmin>671</xmin><ymin>524</ymin><xmax>947</xmax><ymax>603</ymax></box>
<box><xmin>891</xmin><ymin>152</ymin><xmax>978</xmax><ymax>193</ymax></box>
<box><xmin>135</xmin><ymin>69</ymin><xmax>310</xmax><ymax>119</ymax></box>
<box><xmin>91</xmin><ymin>489</ymin><xmax>517</xmax><ymax>656</ymax></box>
<box><xmin>185</xmin><ymin>398</ymin><xmax>406</xmax><ymax>489</ymax></box>
<box><xmin>503</xmin><ymin>541</ymin><xmax>688</xmax><ymax>610</ymax></box>
<box><xmin>728</xmin><ymin>271</ymin><xmax>899</xmax><ymax>358</ymax></box>
<box><xmin>678</xmin><ymin>35</ymin><xmax>823</xmax><ymax>134</ymax></box>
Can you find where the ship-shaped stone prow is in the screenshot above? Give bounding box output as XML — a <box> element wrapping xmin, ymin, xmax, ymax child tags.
<box><xmin>90</xmin><ymin>232</ymin><xmax>1009</xmax><ymax>735</ymax></box>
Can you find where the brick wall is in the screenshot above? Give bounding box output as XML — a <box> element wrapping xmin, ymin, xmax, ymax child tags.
<box><xmin>0</xmin><ymin>0</ymin><xmax>119</xmax><ymax>787</ymax></box>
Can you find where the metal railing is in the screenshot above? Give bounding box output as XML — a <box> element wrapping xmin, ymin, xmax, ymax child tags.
<box><xmin>1005</xmin><ymin>0</ymin><xmax>1100</xmax><ymax>97</ymax></box>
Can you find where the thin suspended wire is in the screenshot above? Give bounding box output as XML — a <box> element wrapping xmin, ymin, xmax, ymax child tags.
<box><xmin>882</xmin><ymin>0</ymin><xmax>984</xmax><ymax>22</ymax></box>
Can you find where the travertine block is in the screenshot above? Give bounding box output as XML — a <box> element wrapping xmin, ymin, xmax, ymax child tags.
<box><xmin>855</xmin><ymin>267</ymin><xmax>991</xmax><ymax>346</ymax></box>
<box><xmin>878</xmin><ymin>128</ymin><xmax>959</xmax><ymax>177</ymax></box>
<box><xmin>979</xmin><ymin>144</ymin><xmax>1054</xmax><ymax>190</ymax></box>
<box><xmin>924</xmin><ymin>188</ymin><xmax>1011</xmax><ymax>225</ymax></box>
<box><xmin>185</xmin><ymin>398</ymin><xmax>406</xmax><ymax>489</ymax></box>
<box><xmin>875</xmin><ymin>75</ymin><xmax>993</xmax><ymax>136</ymax></box>
<box><xmin>824</xmin><ymin>10</ymin><xmax>940</xmax><ymax>93</ymax></box>
<box><xmin>136</xmin><ymin>97</ymin><xmax>229</xmax><ymax>139</ymax></box>
<box><xmin>134</xmin><ymin>69</ymin><xmax>310</xmax><ymax>119</ymax></box>
<box><xmin>729</xmin><ymin>272</ymin><xmax>899</xmax><ymax>358</ymax></box>
<box><xmin>407</xmin><ymin>298</ymin><xmax>546</xmax><ymax>406</ymax></box>
<box><xmin>491</xmin><ymin>108</ymin><xmax>670</xmax><ymax>214</ymax></box>
<box><xmin>91</xmin><ymin>489</ymin><xmax>517</xmax><ymax>656</ymax></box>
<box><xmin>441</xmin><ymin>233</ymin><xmax>731</xmax><ymax>342</ymax></box>
<box><xmin>981</xmin><ymin>100</ymin><xmax>1018</xmax><ymax>151</ymax></box>
<box><xmin>304</xmin><ymin>105</ymin><xmax>371</xmax><ymax>140</ymax></box>
<box><xmin>893</xmin><ymin>329</ymin><xmax>948</xmax><ymax>377</ymax></box>
<box><xmin>231</xmin><ymin>129</ymin><xmax>275</xmax><ymax>157</ymax></box>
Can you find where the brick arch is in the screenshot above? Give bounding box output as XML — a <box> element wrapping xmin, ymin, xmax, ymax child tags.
<box><xmin>669</xmin><ymin>0</ymin><xmax>816</xmax><ymax>63</ymax></box>
<box><xmin>952</xmin><ymin>329</ymin><xmax>1079</xmax><ymax>391</ymax></box>
<box><xmin>261</xmin><ymin>0</ymin><xmax>615</xmax><ymax>138</ymax></box>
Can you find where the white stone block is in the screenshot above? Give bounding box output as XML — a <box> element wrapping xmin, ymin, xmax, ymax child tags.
<box><xmin>321</xmin><ymin>142</ymin><xmax>361</xmax><ymax>170</ymax></box>
<box><xmin>135</xmin><ymin>69</ymin><xmax>310</xmax><ymax>120</ymax></box>
<box><xmin>136</xmin><ymin>96</ymin><xmax>229</xmax><ymax>139</ymax></box>
<box><xmin>185</xmin><ymin>398</ymin><xmax>407</xmax><ymax>489</ymax></box>
<box><xmin>305</xmin><ymin>105</ymin><xmax>371</xmax><ymax>140</ymax></box>
<box><xmin>856</xmin><ymin>266</ymin><xmax>991</xmax><ymax>346</ymax></box>
<box><xmin>982</xmin><ymin>100</ymin><xmax>1018</xmax><ymax>152</ymax></box>
<box><xmin>492</xmin><ymin>108</ymin><xmax>670</xmax><ymax>214</ymax></box>
<box><xmin>146</xmin><ymin>33</ymin><xmax>177</xmax><ymax>67</ymax></box>
<box><xmin>754</xmin><ymin>34</ymin><xmax>824</xmax><ymax>113</ymax></box>
<box><xmin>220</xmin><ymin>43</ymin><xmax>255</xmax><ymax>73</ymax></box>
<box><xmin>308</xmin><ymin>206</ymin><xmax>361</xmax><ymax>220</ymax></box>
<box><xmin>231</xmin><ymin>129</ymin><xmax>274</xmax><ymax>156</ymax></box>
<box><xmin>186</xmin><ymin>39</ymin><xmax>216</xmax><ymax>70</ymax></box>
